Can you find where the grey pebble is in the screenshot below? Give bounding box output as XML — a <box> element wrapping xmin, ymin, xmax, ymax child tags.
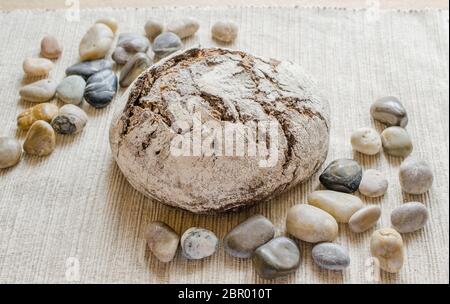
<box><xmin>391</xmin><ymin>202</ymin><xmax>429</xmax><ymax>233</ymax></box>
<box><xmin>51</xmin><ymin>104</ymin><xmax>88</xmax><ymax>135</ymax></box>
<box><xmin>224</xmin><ymin>214</ymin><xmax>274</xmax><ymax>258</ymax></box>
<box><xmin>252</xmin><ymin>237</ymin><xmax>300</xmax><ymax>279</ymax></box>
<box><xmin>112</xmin><ymin>33</ymin><xmax>150</xmax><ymax>65</ymax></box>
<box><xmin>319</xmin><ymin>159</ymin><xmax>362</xmax><ymax>193</ymax></box>
<box><xmin>66</xmin><ymin>59</ymin><xmax>113</xmax><ymax>80</ymax></box>
<box><xmin>381</xmin><ymin>126</ymin><xmax>413</xmax><ymax>157</ymax></box>
<box><xmin>119</xmin><ymin>52</ymin><xmax>152</xmax><ymax>87</ymax></box>
<box><xmin>56</xmin><ymin>75</ymin><xmax>86</xmax><ymax>105</ymax></box>
<box><xmin>399</xmin><ymin>157</ymin><xmax>433</xmax><ymax>194</ymax></box>
<box><xmin>84</xmin><ymin>69</ymin><xmax>118</xmax><ymax>108</ymax></box>
<box><xmin>181</xmin><ymin>227</ymin><xmax>218</xmax><ymax>260</ymax></box>
<box><xmin>370</xmin><ymin>96</ymin><xmax>408</xmax><ymax>127</ymax></box>
<box><xmin>0</xmin><ymin>137</ymin><xmax>22</xmax><ymax>169</ymax></box>
<box><xmin>312</xmin><ymin>242</ymin><xmax>350</xmax><ymax>270</ymax></box>
<box><xmin>152</xmin><ymin>32</ymin><xmax>183</xmax><ymax>58</ymax></box>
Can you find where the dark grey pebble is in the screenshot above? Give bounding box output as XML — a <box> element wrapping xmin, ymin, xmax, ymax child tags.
<box><xmin>84</xmin><ymin>69</ymin><xmax>118</xmax><ymax>108</ymax></box>
<box><xmin>66</xmin><ymin>59</ymin><xmax>112</xmax><ymax>80</ymax></box>
<box><xmin>319</xmin><ymin>159</ymin><xmax>362</xmax><ymax>193</ymax></box>
<box><xmin>224</xmin><ymin>215</ymin><xmax>274</xmax><ymax>258</ymax></box>
<box><xmin>312</xmin><ymin>243</ymin><xmax>350</xmax><ymax>270</ymax></box>
<box><xmin>370</xmin><ymin>96</ymin><xmax>408</xmax><ymax>127</ymax></box>
<box><xmin>252</xmin><ymin>237</ymin><xmax>300</xmax><ymax>279</ymax></box>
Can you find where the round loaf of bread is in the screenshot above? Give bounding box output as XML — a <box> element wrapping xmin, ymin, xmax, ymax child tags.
<box><xmin>109</xmin><ymin>48</ymin><xmax>330</xmax><ymax>213</ymax></box>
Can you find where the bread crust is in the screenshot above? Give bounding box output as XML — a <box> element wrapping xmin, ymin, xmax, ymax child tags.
<box><xmin>109</xmin><ymin>48</ymin><xmax>330</xmax><ymax>213</ymax></box>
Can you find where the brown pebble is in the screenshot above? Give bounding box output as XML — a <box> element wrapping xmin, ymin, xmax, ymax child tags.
<box><xmin>40</xmin><ymin>35</ymin><xmax>63</xmax><ymax>59</ymax></box>
<box><xmin>23</xmin><ymin>120</ymin><xmax>56</xmax><ymax>156</ymax></box>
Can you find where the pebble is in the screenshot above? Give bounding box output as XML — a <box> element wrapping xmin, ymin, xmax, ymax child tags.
<box><xmin>112</xmin><ymin>33</ymin><xmax>150</xmax><ymax>65</ymax></box>
<box><xmin>286</xmin><ymin>204</ymin><xmax>338</xmax><ymax>243</ymax></box>
<box><xmin>144</xmin><ymin>221</ymin><xmax>180</xmax><ymax>262</ymax></box>
<box><xmin>399</xmin><ymin>157</ymin><xmax>433</xmax><ymax>194</ymax></box>
<box><xmin>79</xmin><ymin>23</ymin><xmax>114</xmax><ymax>61</ymax></box>
<box><xmin>349</xmin><ymin>205</ymin><xmax>381</xmax><ymax>233</ymax></box>
<box><xmin>144</xmin><ymin>18</ymin><xmax>164</xmax><ymax>41</ymax></box>
<box><xmin>252</xmin><ymin>237</ymin><xmax>300</xmax><ymax>279</ymax></box>
<box><xmin>40</xmin><ymin>35</ymin><xmax>63</xmax><ymax>59</ymax></box>
<box><xmin>56</xmin><ymin>75</ymin><xmax>86</xmax><ymax>105</ymax></box>
<box><xmin>319</xmin><ymin>159</ymin><xmax>362</xmax><ymax>193</ymax></box>
<box><xmin>19</xmin><ymin>79</ymin><xmax>57</xmax><ymax>102</ymax></box>
<box><xmin>23</xmin><ymin>120</ymin><xmax>56</xmax><ymax>156</ymax></box>
<box><xmin>0</xmin><ymin>137</ymin><xmax>22</xmax><ymax>169</ymax></box>
<box><xmin>359</xmin><ymin>169</ymin><xmax>388</xmax><ymax>197</ymax></box>
<box><xmin>66</xmin><ymin>59</ymin><xmax>113</xmax><ymax>80</ymax></box>
<box><xmin>370</xmin><ymin>228</ymin><xmax>404</xmax><ymax>273</ymax></box>
<box><xmin>51</xmin><ymin>104</ymin><xmax>88</xmax><ymax>135</ymax></box>
<box><xmin>17</xmin><ymin>103</ymin><xmax>59</xmax><ymax>130</ymax></box>
<box><xmin>22</xmin><ymin>58</ymin><xmax>54</xmax><ymax>77</ymax></box>
<box><xmin>167</xmin><ymin>17</ymin><xmax>200</xmax><ymax>39</ymax></box>
<box><xmin>181</xmin><ymin>227</ymin><xmax>218</xmax><ymax>260</ymax></box>
<box><xmin>84</xmin><ymin>69</ymin><xmax>117</xmax><ymax>108</ymax></box>
<box><xmin>211</xmin><ymin>20</ymin><xmax>239</xmax><ymax>43</ymax></box>
<box><xmin>308</xmin><ymin>190</ymin><xmax>363</xmax><ymax>223</ymax></box>
<box><xmin>119</xmin><ymin>53</ymin><xmax>151</xmax><ymax>87</ymax></box>
<box><xmin>224</xmin><ymin>214</ymin><xmax>275</xmax><ymax>258</ymax></box>
<box><xmin>312</xmin><ymin>243</ymin><xmax>350</xmax><ymax>270</ymax></box>
<box><xmin>391</xmin><ymin>202</ymin><xmax>429</xmax><ymax>233</ymax></box>
<box><xmin>152</xmin><ymin>32</ymin><xmax>183</xmax><ymax>58</ymax></box>
<box><xmin>381</xmin><ymin>126</ymin><xmax>413</xmax><ymax>157</ymax></box>
<box><xmin>370</xmin><ymin>96</ymin><xmax>408</xmax><ymax>127</ymax></box>
<box><xmin>95</xmin><ymin>17</ymin><xmax>118</xmax><ymax>33</ymax></box>
<box><xmin>350</xmin><ymin>127</ymin><xmax>382</xmax><ymax>155</ymax></box>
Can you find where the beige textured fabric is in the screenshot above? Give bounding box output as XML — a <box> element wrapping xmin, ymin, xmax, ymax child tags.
<box><xmin>0</xmin><ymin>7</ymin><xmax>448</xmax><ymax>284</ymax></box>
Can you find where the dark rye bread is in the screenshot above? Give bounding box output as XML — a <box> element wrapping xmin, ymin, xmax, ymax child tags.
<box><xmin>109</xmin><ymin>48</ymin><xmax>330</xmax><ymax>213</ymax></box>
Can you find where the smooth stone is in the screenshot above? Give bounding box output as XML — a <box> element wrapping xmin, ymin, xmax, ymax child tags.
<box><xmin>144</xmin><ymin>18</ymin><xmax>164</xmax><ymax>41</ymax></box>
<box><xmin>350</xmin><ymin>127</ymin><xmax>382</xmax><ymax>155</ymax></box>
<box><xmin>181</xmin><ymin>227</ymin><xmax>218</xmax><ymax>260</ymax></box>
<box><xmin>144</xmin><ymin>221</ymin><xmax>179</xmax><ymax>262</ymax></box>
<box><xmin>381</xmin><ymin>126</ymin><xmax>413</xmax><ymax>157</ymax></box>
<box><xmin>319</xmin><ymin>159</ymin><xmax>362</xmax><ymax>193</ymax></box>
<box><xmin>312</xmin><ymin>243</ymin><xmax>350</xmax><ymax>270</ymax></box>
<box><xmin>167</xmin><ymin>17</ymin><xmax>199</xmax><ymax>39</ymax></box>
<box><xmin>0</xmin><ymin>137</ymin><xmax>22</xmax><ymax>169</ymax></box>
<box><xmin>84</xmin><ymin>69</ymin><xmax>117</xmax><ymax>108</ymax></box>
<box><xmin>117</xmin><ymin>33</ymin><xmax>150</xmax><ymax>53</ymax></box>
<box><xmin>19</xmin><ymin>79</ymin><xmax>57</xmax><ymax>102</ymax></box>
<box><xmin>79</xmin><ymin>23</ymin><xmax>114</xmax><ymax>61</ymax></box>
<box><xmin>66</xmin><ymin>59</ymin><xmax>112</xmax><ymax>80</ymax></box>
<box><xmin>17</xmin><ymin>103</ymin><xmax>59</xmax><ymax>130</ymax></box>
<box><xmin>95</xmin><ymin>17</ymin><xmax>118</xmax><ymax>33</ymax></box>
<box><xmin>359</xmin><ymin>169</ymin><xmax>388</xmax><ymax>197</ymax></box>
<box><xmin>224</xmin><ymin>215</ymin><xmax>275</xmax><ymax>258</ymax></box>
<box><xmin>22</xmin><ymin>58</ymin><xmax>54</xmax><ymax>77</ymax></box>
<box><xmin>111</xmin><ymin>47</ymin><xmax>133</xmax><ymax>65</ymax></box>
<box><xmin>211</xmin><ymin>20</ymin><xmax>239</xmax><ymax>43</ymax></box>
<box><xmin>308</xmin><ymin>190</ymin><xmax>363</xmax><ymax>223</ymax></box>
<box><xmin>399</xmin><ymin>157</ymin><xmax>433</xmax><ymax>194</ymax></box>
<box><xmin>349</xmin><ymin>205</ymin><xmax>381</xmax><ymax>233</ymax></box>
<box><xmin>23</xmin><ymin>120</ymin><xmax>56</xmax><ymax>156</ymax></box>
<box><xmin>252</xmin><ymin>237</ymin><xmax>300</xmax><ymax>279</ymax></box>
<box><xmin>286</xmin><ymin>204</ymin><xmax>338</xmax><ymax>243</ymax></box>
<box><xmin>370</xmin><ymin>228</ymin><xmax>404</xmax><ymax>273</ymax></box>
<box><xmin>391</xmin><ymin>202</ymin><xmax>429</xmax><ymax>233</ymax></box>
<box><xmin>119</xmin><ymin>53</ymin><xmax>151</xmax><ymax>87</ymax></box>
<box><xmin>152</xmin><ymin>32</ymin><xmax>183</xmax><ymax>58</ymax></box>
<box><xmin>40</xmin><ymin>35</ymin><xmax>63</xmax><ymax>59</ymax></box>
<box><xmin>56</xmin><ymin>75</ymin><xmax>86</xmax><ymax>105</ymax></box>
<box><xmin>51</xmin><ymin>104</ymin><xmax>88</xmax><ymax>135</ymax></box>
<box><xmin>370</xmin><ymin>96</ymin><xmax>408</xmax><ymax>127</ymax></box>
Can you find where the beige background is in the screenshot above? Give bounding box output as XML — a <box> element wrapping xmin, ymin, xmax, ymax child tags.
<box><xmin>0</xmin><ymin>0</ymin><xmax>449</xmax><ymax>10</ymax></box>
<box><xmin>0</xmin><ymin>5</ymin><xmax>449</xmax><ymax>284</ymax></box>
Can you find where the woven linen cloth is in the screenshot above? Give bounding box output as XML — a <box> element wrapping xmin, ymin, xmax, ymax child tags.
<box><xmin>0</xmin><ymin>6</ymin><xmax>448</xmax><ymax>284</ymax></box>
